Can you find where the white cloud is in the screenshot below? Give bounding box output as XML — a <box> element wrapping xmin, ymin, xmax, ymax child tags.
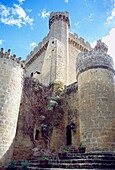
<box><xmin>90</xmin><ymin>28</ymin><xmax>115</xmax><ymax>65</ymax></box>
<box><xmin>0</xmin><ymin>39</ymin><xmax>4</xmax><ymax>45</ymax></box>
<box><xmin>0</xmin><ymin>3</ymin><xmax>33</xmax><ymax>28</ymax></box>
<box><xmin>30</xmin><ymin>42</ymin><xmax>37</xmax><ymax>48</ymax></box>
<box><xmin>1</xmin><ymin>17</ymin><xmax>22</xmax><ymax>27</ymax></box>
<box><xmin>0</xmin><ymin>5</ymin><xmax>10</xmax><ymax>17</ymax></box>
<box><xmin>111</xmin><ymin>0</ymin><xmax>115</xmax><ymax>3</ymax></box>
<box><xmin>27</xmin><ymin>9</ymin><xmax>32</xmax><ymax>13</ymax></box>
<box><xmin>90</xmin><ymin>41</ymin><xmax>96</xmax><ymax>48</ymax></box>
<box><xmin>41</xmin><ymin>9</ymin><xmax>50</xmax><ymax>18</ymax></box>
<box><xmin>102</xmin><ymin>28</ymin><xmax>115</xmax><ymax>64</ymax></box>
<box><xmin>64</xmin><ymin>0</ymin><xmax>69</xmax><ymax>3</ymax></box>
<box><xmin>106</xmin><ymin>8</ymin><xmax>115</xmax><ymax>24</ymax></box>
<box><xmin>18</xmin><ymin>0</ymin><xmax>25</xmax><ymax>4</ymax></box>
<box><xmin>88</xmin><ymin>13</ymin><xmax>93</xmax><ymax>22</ymax></box>
<box><xmin>75</xmin><ymin>22</ymin><xmax>80</xmax><ymax>29</ymax></box>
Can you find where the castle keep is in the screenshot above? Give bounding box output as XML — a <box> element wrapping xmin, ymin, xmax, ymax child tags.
<box><xmin>0</xmin><ymin>12</ymin><xmax>115</xmax><ymax>166</ymax></box>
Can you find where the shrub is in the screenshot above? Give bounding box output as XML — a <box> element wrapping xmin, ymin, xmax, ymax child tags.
<box><xmin>40</xmin><ymin>157</ymin><xmax>49</xmax><ymax>161</ymax></box>
<box><xmin>21</xmin><ymin>160</ymin><xmax>29</xmax><ymax>169</ymax></box>
<box><xmin>79</xmin><ymin>143</ymin><xmax>85</xmax><ymax>149</ymax></box>
<box><xmin>7</xmin><ymin>159</ymin><xmax>16</xmax><ymax>169</ymax></box>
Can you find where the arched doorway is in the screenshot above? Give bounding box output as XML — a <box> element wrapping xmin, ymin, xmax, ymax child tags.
<box><xmin>66</xmin><ymin>125</ymin><xmax>72</xmax><ymax>146</ymax></box>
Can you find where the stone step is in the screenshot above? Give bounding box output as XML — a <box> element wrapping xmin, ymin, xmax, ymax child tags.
<box><xmin>49</xmin><ymin>159</ymin><xmax>115</xmax><ymax>163</ymax></box>
<box><xmin>17</xmin><ymin>162</ymin><xmax>115</xmax><ymax>169</ymax></box>
<box><xmin>22</xmin><ymin>167</ymin><xmax>115</xmax><ymax>170</ymax></box>
<box><xmin>53</xmin><ymin>155</ymin><xmax>115</xmax><ymax>160</ymax></box>
<box><xmin>23</xmin><ymin>154</ymin><xmax>115</xmax><ymax>162</ymax></box>
<box><xmin>16</xmin><ymin>152</ymin><xmax>115</xmax><ymax>169</ymax></box>
<box><xmin>17</xmin><ymin>158</ymin><xmax>115</xmax><ymax>166</ymax></box>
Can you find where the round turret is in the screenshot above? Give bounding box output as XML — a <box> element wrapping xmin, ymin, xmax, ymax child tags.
<box><xmin>0</xmin><ymin>48</ymin><xmax>24</xmax><ymax>166</ymax></box>
<box><xmin>76</xmin><ymin>40</ymin><xmax>114</xmax><ymax>78</ymax></box>
<box><xmin>76</xmin><ymin>41</ymin><xmax>115</xmax><ymax>152</ymax></box>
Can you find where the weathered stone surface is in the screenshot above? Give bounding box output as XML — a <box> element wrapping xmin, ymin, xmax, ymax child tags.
<box><xmin>25</xmin><ymin>12</ymin><xmax>91</xmax><ymax>86</ymax></box>
<box><xmin>76</xmin><ymin>42</ymin><xmax>115</xmax><ymax>152</ymax></box>
<box><xmin>0</xmin><ymin>57</ymin><xmax>24</xmax><ymax>166</ymax></box>
<box><xmin>0</xmin><ymin>12</ymin><xmax>115</xmax><ymax>167</ymax></box>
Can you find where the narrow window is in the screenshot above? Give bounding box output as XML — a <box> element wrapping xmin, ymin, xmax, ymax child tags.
<box><xmin>35</xmin><ymin>130</ymin><xmax>39</xmax><ymax>140</ymax></box>
<box><xmin>31</xmin><ymin>72</ymin><xmax>33</xmax><ymax>77</ymax></box>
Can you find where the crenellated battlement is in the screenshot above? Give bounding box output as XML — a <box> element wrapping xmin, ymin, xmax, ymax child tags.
<box><xmin>0</xmin><ymin>48</ymin><xmax>24</xmax><ymax>166</ymax></box>
<box><xmin>69</xmin><ymin>32</ymin><xmax>92</xmax><ymax>52</ymax></box>
<box><xmin>0</xmin><ymin>48</ymin><xmax>25</xmax><ymax>68</ymax></box>
<box><xmin>25</xmin><ymin>41</ymin><xmax>49</xmax><ymax>67</ymax></box>
<box><xmin>49</xmin><ymin>11</ymin><xmax>70</xmax><ymax>29</ymax></box>
<box><xmin>25</xmin><ymin>34</ymin><xmax>49</xmax><ymax>67</ymax></box>
<box><xmin>94</xmin><ymin>39</ymin><xmax>108</xmax><ymax>53</ymax></box>
<box><xmin>76</xmin><ymin>40</ymin><xmax>115</xmax><ymax>77</ymax></box>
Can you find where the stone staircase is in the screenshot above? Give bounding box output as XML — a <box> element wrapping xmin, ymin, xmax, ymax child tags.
<box><xmin>16</xmin><ymin>151</ymin><xmax>115</xmax><ymax>169</ymax></box>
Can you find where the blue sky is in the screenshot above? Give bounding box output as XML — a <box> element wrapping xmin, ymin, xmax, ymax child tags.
<box><xmin>0</xmin><ymin>0</ymin><xmax>115</xmax><ymax>63</ymax></box>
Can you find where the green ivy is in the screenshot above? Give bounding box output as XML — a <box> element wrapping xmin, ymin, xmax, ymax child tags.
<box><xmin>21</xmin><ymin>160</ymin><xmax>29</xmax><ymax>169</ymax></box>
<box><xmin>7</xmin><ymin>159</ymin><xmax>16</xmax><ymax>169</ymax></box>
<box><xmin>53</xmin><ymin>121</ymin><xmax>60</xmax><ymax>126</ymax></box>
<box><xmin>56</xmin><ymin>112</ymin><xmax>62</xmax><ymax>119</ymax></box>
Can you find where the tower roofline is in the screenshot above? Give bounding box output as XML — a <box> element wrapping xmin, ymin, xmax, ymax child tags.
<box><xmin>76</xmin><ymin>40</ymin><xmax>115</xmax><ymax>78</ymax></box>
<box><xmin>49</xmin><ymin>11</ymin><xmax>70</xmax><ymax>29</ymax></box>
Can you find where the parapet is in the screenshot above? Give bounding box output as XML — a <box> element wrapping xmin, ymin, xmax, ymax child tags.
<box><xmin>76</xmin><ymin>40</ymin><xmax>115</xmax><ymax>77</ymax></box>
<box><xmin>0</xmin><ymin>48</ymin><xmax>25</xmax><ymax>68</ymax></box>
<box><xmin>49</xmin><ymin>11</ymin><xmax>70</xmax><ymax>29</ymax></box>
<box><xmin>25</xmin><ymin>34</ymin><xmax>49</xmax><ymax>66</ymax></box>
<box><xmin>69</xmin><ymin>32</ymin><xmax>92</xmax><ymax>52</ymax></box>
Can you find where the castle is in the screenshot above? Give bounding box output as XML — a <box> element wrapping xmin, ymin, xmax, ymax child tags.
<box><xmin>0</xmin><ymin>12</ymin><xmax>115</xmax><ymax>166</ymax></box>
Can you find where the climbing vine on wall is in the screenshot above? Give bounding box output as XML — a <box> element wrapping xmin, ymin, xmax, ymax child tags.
<box><xmin>22</xmin><ymin>78</ymin><xmax>65</xmax><ymax>149</ymax></box>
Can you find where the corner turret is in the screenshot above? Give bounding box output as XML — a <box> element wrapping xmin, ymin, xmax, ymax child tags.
<box><xmin>49</xmin><ymin>12</ymin><xmax>70</xmax><ymax>45</ymax></box>
<box><xmin>76</xmin><ymin>40</ymin><xmax>115</xmax><ymax>152</ymax></box>
<box><xmin>76</xmin><ymin>40</ymin><xmax>114</xmax><ymax>78</ymax></box>
<box><xmin>0</xmin><ymin>48</ymin><xmax>24</xmax><ymax>166</ymax></box>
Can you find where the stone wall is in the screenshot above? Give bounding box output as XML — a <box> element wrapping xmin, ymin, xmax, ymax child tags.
<box><xmin>13</xmin><ymin>79</ymin><xmax>66</xmax><ymax>160</ymax></box>
<box><xmin>25</xmin><ymin>12</ymin><xmax>92</xmax><ymax>86</ymax></box>
<box><xmin>48</xmin><ymin>12</ymin><xmax>69</xmax><ymax>85</ymax></box>
<box><xmin>68</xmin><ymin>44</ymin><xmax>79</xmax><ymax>84</ymax></box>
<box><xmin>76</xmin><ymin>41</ymin><xmax>115</xmax><ymax>152</ymax></box>
<box><xmin>0</xmin><ymin>50</ymin><xmax>24</xmax><ymax>166</ymax></box>
<box><xmin>64</xmin><ymin>82</ymin><xmax>80</xmax><ymax>148</ymax></box>
<box><xmin>26</xmin><ymin>35</ymin><xmax>49</xmax><ymax>64</ymax></box>
<box><xmin>13</xmin><ymin>78</ymin><xmax>45</xmax><ymax>160</ymax></box>
<box><xmin>49</xmin><ymin>12</ymin><xmax>70</xmax><ymax>45</ymax></box>
<box><xmin>26</xmin><ymin>50</ymin><xmax>46</xmax><ymax>82</ymax></box>
<box><xmin>78</xmin><ymin>68</ymin><xmax>115</xmax><ymax>151</ymax></box>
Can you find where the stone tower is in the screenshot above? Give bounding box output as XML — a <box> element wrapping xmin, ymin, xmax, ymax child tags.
<box><xmin>25</xmin><ymin>12</ymin><xmax>91</xmax><ymax>86</ymax></box>
<box><xmin>76</xmin><ymin>40</ymin><xmax>115</xmax><ymax>152</ymax></box>
<box><xmin>42</xmin><ymin>12</ymin><xmax>70</xmax><ymax>85</ymax></box>
<box><xmin>0</xmin><ymin>48</ymin><xmax>24</xmax><ymax>166</ymax></box>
